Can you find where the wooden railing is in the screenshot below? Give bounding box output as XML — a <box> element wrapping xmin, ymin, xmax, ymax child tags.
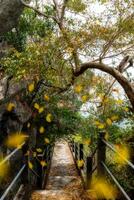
<box><xmin>69</xmin><ymin>132</ymin><xmax>134</xmax><ymax>200</ymax></box>
<box><xmin>0</xmin><ymin>142</ymin><xmax>54</xmax><ymax>200</ymax></box>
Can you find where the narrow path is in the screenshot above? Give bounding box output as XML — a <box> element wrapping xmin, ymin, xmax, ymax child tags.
<box><xmin>30</xmin><ymin>140</ymin><xmax>86</xmax><ymax>200</ymax></box>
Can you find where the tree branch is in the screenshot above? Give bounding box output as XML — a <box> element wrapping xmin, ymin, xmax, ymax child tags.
<box><xmin>74</xmin><ymin>62</ymin><xmax>134</xmax><ymax>111</ymax></box>
<box><xmin>20</xmin><ymin>0</ymin><xmax>58</xmax><ymax>23</ymax></box>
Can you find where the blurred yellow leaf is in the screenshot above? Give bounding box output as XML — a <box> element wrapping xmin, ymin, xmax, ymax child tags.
<box><xmin>91</xmin><ymin>177</ymin><xmax>117</xmax><ymax>199</ymax></box>
<box><xmin>33</xmin><ymin>152</ymin><xmax>37</xmax><ymax>157</ymax></box>
<box><xmin>34</xmin><ymin>103</ymin><xmax>40</xmax><ymax>110</ymax></box>
<box><xmin>44</xmin><ymin>95</ymin><xmax>50</xmax><ymax>101</ymax></box>
<box><xmin>111</xmin><ymin>115</ymin><xmax>119</xmax><ymax>121</ymax></box>
<box><xmin>38</xmin><ymin>107</ymin><xmax>44</xmax><ymax>113</ymax></box>
<box><xmin>28</xmin><ymin>161</ymin><xmax>33</xmax><ymax>169</ymax></box>
<box><xmin>83</xmin><ymin>138</ymin><xmax>91</xmax><ymax>145</ymax></box>
<box><xmin>77</xmin><ymin>160</ymin><xmax>84</xmax><ymax>168</ymax></box>
<box><xmin>28</xmin><ymin>83</ymin><xmax>34</xmax><ymax>92</ymax></box>
<box><xmin>5</xmin><ymin>133</ymin><xmax>28</xmax><ymax>148</ymax></box>
<box><xmin>123</xmin><ymin>107</ymin><xmax>129</xmax><ymax>112</ymax></box>
<box><xmin>46</xmin><ymin>113</ymin><xmax>52</xmax><ymax>123</ymax></box>
<box><xmin>40</xmin><ymin>160</ymin><xmax>47</xmax><ymax>167</ymax></box>
<box><xmin>39</xmin><ymin>126</ymin><xmax>45</xmax><ymax>134</ymax></box>
<box><xmin>0</xmin><ymin>158</ymin><xmax>9</xmax><ymax>179</ymax></box>
<box><xmin>81</xmin><ymin>95</ymin><xmax>88</xmax><ymax>103</ymax></box>
<box><xmin>104</xmin><ymin>132</ymin><xmax>109</xmax><ymax>140</ymax></box>
<box><xmin>116</xmin><ymin>99</ymin><xmax>123</xmax><ymax>104</ymax></box>
<box><xmin>36</xmin><ymin>148</ymin><xmax>43</xmax><ymax>153</ymax></box>
<box><xmin>7</xmin><ymin>103</ymin><xmax>15</xmax><ymax>112</ymax></box>
<box><xmin>44</xmin><ymin>138</ymin><xmax>50</xmax><ymax>144</ymax></box>
<box><xmin>27</xmin><ymin>122</ymin><xmax>31</xmax><ymax>128</ymax></box>
<box><xmin>114</xmin><ymin>144</ymin><xmax>130</xmax><ymax>166</ymax></box>
<box><xmin>98</xmin><ymin>123</ymin><xmax>105</xmax><ymax>129</ymax></box>
<box><xmin>74</xmin><ymin>85</ymin><xmax>82</xmax><ymax>93</ymax></box>
<box><xmin>106</xmin><ymin>118</ymin><xmax>112</xmax><ymax>126</ymax></box>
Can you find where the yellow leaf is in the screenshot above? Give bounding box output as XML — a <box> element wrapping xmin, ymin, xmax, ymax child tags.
<box><xmin>5</xmin><ymin>133</ymin><xmax>28</xmax><ymax>148</ymax></box>
<box><xmin>28</xmin><ymin>83</ymin><xmax>34</xmax><ymax>92</ymax></box>
<box><xmin>114</xmin><ymin>144</ymin><xmax>130</xmax><ymax>166</ymax></box>
<box><xmin>106</xmin><ymin>118</ymin><xmax>112</xmax><ymax>126</ymax></box>
<box><xmin>123</xmin><ymin>107</ymin><xmax>129</xmax><ymax>112</ymax></box>
<box><xmin>27</xmin><ymin>122</ymin><xmax>31</xmax><ymax>128</ymax></box>
<box><xmin>81</xmin><ymin>95</ymin><xmax>88</xmax><ymax>103</ymax></box>
<box><xmin>104</xmin><ymin>132</ymin><xmax>109</xmax><ymax>140</ymax></box>
<box><xmin>39</xmin><ymin>126</ymin><xmax>45</xmax><ymax>134</ymax></box>
<box><xmin>44</xmin><ymin>138</ymin><xmax>50</xmax><ymax>144</ymax></box>
<box><xmin>111</xmin><ymin>115</ymin><xmax>119</xmax><ymax>121</ymax></box>
<box><xmin>28</xmin><ymin>161</ymin><xmax>33</xmax><ymax>169</ymax></box>
<box><xmin>36</xmin><ymin>148</ymin><xmax>43</xmax><ymax>153</ymax></box>
<box><xmin>98</xmin><ymin>123</ymin><xmax>105</xmax><ymax>129</ymax></box>
<box><xmin>77</xmin><ymin>160</ymin><xmax>84</xmax><ymax>168</ymax></box>
<box><xmin>116</xmin><ymin>99</ymin><xmax>123</xmax><ymax>105</ymax></box>
<box><xmin>7</xmin><ymin>103</ymin><xmax>15</xmax><ymax>112</ymax></box>
<box><xmin>25</xmin><ymin>150</ymin><xmax>30</xmax><ymax>156</ymax></box>
<box><xmin>38</xmin><ymin>107</ymin><xmax>44</xmax><ymax>113</ymax></box>
<box><xmin>91</xmin><ymin>177</ymin><xmax>117</xmax><ymax>199</ymax></box>
<box><xmin>0</xmin><ymin>158</ymin><xmax>9</xmax><ymax>179</ymax></box>
<box><xmin>44</xmin><ymin>95</ymin><xmax>50</xmax><ymax>101</ymax></box>
<box><xmin>74</xmin><ymin>85</ymin><xmax>82</xmax><ymax>93</ymax></box>
<box><xmin>46</xmin><ymin>113</ymin><xmax>52</xmax><ymax>123</ymax></box>
<box><xmin>34</xmin><ymin>103</ymin><xmax>40</xmax><ymax>110</ymax></box>
<box><xmin>40</xmin><ymin>160</ymin><xmax>47</xmax><ymax>167</ymax></box>
<box><xmin>94</xmin><ymin>121</ymin><xmax>100</xmax><ymax>126</ymax></box>
<box><xmin>33</xmin><ymin>152</ymin><xmax>37</xmax><ymax>157</ymax></box>
<box><xmin>83</xmin><ymin>139</ymin><xmax>91</xmax><ymax>145</ymax></box>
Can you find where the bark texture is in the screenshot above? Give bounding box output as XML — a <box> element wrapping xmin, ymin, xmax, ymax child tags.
<box><xmin>0</xmin><ymin>0</ymin><xmax>24</xmax><ymax>35</ymax></box>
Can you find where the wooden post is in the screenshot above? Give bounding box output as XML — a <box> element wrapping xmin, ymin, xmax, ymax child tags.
<box><xmin>74</xmin><ymin>143</ymin><xmax>78</xmax><ymax>160</ymax></box>
<box><xmin>85</xmin><ymin>156</ymin><xmax>92</xmax><ymax>189</ymax></box>
<box><xmin>97</xmin><ymin>131</ymin><xmax>106</xmax><ymax>177</ymax></box>
<box><xmin>79</xmin><ymin>143</ymin><xmax>83</xmax><ymax>160</ymax></box>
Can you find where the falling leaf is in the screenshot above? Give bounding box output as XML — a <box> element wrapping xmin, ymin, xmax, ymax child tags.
<box><xmin>25</xmin><ymin>150</ymin><xmax>30</xmax><ymax>156</ymax></box>
<box><xmin>39</xmin><ymin>126</ymin><xmax>45</xmax><ymax>134</ymax></box>
<box><xmin>5</xmin><ymin>133</ymin><xmax>28</xmax><ymax>148</ymax></box>
<box><xmin>28</xmin><ymin>83</ymin><xmax>34</xmax><ymax>92</ymax></box>
<box><xmin>104</xmin><ymin>132</ymin><xmax>109</xmax><ymax>140</ymax></box>
<box><xmin>91</xmin><ymin>177</ymin><xmax>117</xmax><ymax>199</ymax></box>
<box><xmin>83</xmin><ymin>138</ymin><xmax>91</xmax><ymax>145</ymax></box>
<box><xmin>81</xmin><ymin>95</ymin><xmax>88</xmax><ymax>103</ymax></box>
<box><xmin>36</xmin><ymin>148</ymin><xmax>43</xmax><ymax>153</ymax></box>
<box><xmin>33</xmin><ymin>152</ymin><xmax>37</xmax><ymax>157</ymax></box>
<box><xmin>0</xmin><ymin>158</ymin><xmax>9</xmax><ymax>179</ymax></box>
<box><xmin>46</xmin><ymin>113</ymin><xmax>52</xmax><ymax>123</ymax></box>
<box><xmin>27</xmin><ymin>122</ymin><xmax>31</xmax><ymax>128</ymax></box>
<box><xmin>114</xmin><ymin>144</ymin><xmax>130</xmax><ymax>166</ymax></box>
<box><xmin>98</xmin><ymin>123</ymin><xmax>105</xmax><ymax>129</ymax></box>
<box><xmin>116</xmin><ymin>99</ymin><xmax>123</xmax><ymax>104</ymax></box>
<box><xmin>77</xmin><ymin>160</ymin><xmax>84</xmax><ymax>168</ymax></box>
<box><xmin>123</xmin><ymin>107</ymin><xmax>129</xmax><ymax>112</ymax></box>
<box><xmin>38</xmin><ymin>107</ymin><xmax>44</xmax><ymax>113</ymax></box>
<box><xmin>111</xmin><ymin>115</ymin><xmax>119</xmax><ymax>121</ymax></box>
<box><xmin>74</xmin><ymin>85</ymin><xmax>82</xmax><ymax>93</ymax></box>
<box><xmin>44</xmin><ymin>138</ymin><xmax>50</xmax><ymax>144</ymax></box>
<box><xmin>106</xmin><ymin>118</ymin><xmax>112</xmax><ymax>126</ymax></box>
<box><xmin>44</xmin><ymin>95</ymin><xmax>50</xmax><ymax>101</ymax></box>
<box><xmin>40</xmin><ymin>160</ymin><xmax>47</xmax><ymax>167</ymax></box>
<box><xmin>34</xmin><ymin>103</ymin><xmax>40</xmax><ymax>110</ymax></box>
<box><xmin>7</xmin><ymin>103</ymin><xmax>15</xmax><ymax>112</ymax></box>
<box><xmin>28</xmin><ymin>161</ymin><xmax>33</xmax><ymax>169</ymax></box>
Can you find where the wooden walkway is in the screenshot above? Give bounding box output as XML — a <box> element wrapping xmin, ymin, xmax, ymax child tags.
<box><xmin>30</xmin><ymin>140</ymin><xmax>86</xmax><ymax>200</ymax></box>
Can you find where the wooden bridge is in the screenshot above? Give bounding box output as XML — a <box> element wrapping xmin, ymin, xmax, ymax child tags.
<box><xmin>0</xmin><ymin>83</ymin><xmax>134</xmax><ymax>200</ymax></box>
<box><xmin>0</xmin><ymin>134</ymin><xmax>134</xmax><ymax>200</ymax></box>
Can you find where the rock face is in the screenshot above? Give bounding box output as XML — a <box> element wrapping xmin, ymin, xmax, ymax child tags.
<box><xmin>0</xmin><ymin>0</ymin><xmax>24</xmax><ymax>35</ymax></box>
